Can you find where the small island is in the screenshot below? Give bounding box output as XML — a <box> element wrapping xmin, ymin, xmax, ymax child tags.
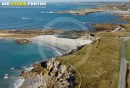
<box><xmin>14</xmin><ymin>39</ymin><xmax>32</xmax><ymax>44</ymax></box>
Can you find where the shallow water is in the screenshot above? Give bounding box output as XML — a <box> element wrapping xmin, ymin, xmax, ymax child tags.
<box><xmin>0</xmin><ymin>3</ymin><xmax>128</xmax><ymax>88</ymax></box>
<box><xmin>0</xmin><ymin>3</ymin><xmax>127</xmax><ymax>30</ymax></box>
<box><xmin>0</xmin><ymin>39</ymin><xmax>59</xmax><ymax>88</ymax></box>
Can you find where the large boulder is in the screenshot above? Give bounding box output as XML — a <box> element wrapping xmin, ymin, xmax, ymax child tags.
<box><xmin>14</xmin><ymin>39</ymin><xmax>31</xmax><ymax>44</ymax></box>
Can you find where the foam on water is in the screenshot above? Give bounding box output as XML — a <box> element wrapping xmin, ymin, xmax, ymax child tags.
<box><xmin>21</xmin><ymin>18</ymin><xmax>30</xmax><ymax>20</ymax></box>
<box><xmin>24</xmin><ymin>66</ymin><xmax>33</xmax><ymax>71</ymax></box>
<box><xmin>14</xmin><ymin>77</ymin><xmax>25</xmax><ymax>88</ymax></box>
<box><xmin>40</xmin><ymin>11</ymin><xmax>54</xmax><ymax>14</ymax></box>
<box><xmin>3</xmin><ymin>74</ymin><xmax>8</xmax><ymax>79</ymax></box>
<box><xmin>13</xmin><ymin>66</ymin><xmax>33</xmax><ymax>88</ymax></box>
<box><xmin>11</xmin><ymin>67</ymin><xmax>15</xmax><ymax>70</ymax></box>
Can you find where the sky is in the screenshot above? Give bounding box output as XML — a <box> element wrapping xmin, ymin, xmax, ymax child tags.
<box><xmin>0</xmin><ymin>0</ymin><xmax>130</xmax><ymax>2</ymax></box>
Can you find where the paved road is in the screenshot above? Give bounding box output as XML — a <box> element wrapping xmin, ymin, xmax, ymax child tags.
<box><xmin>118</xmin><ymin>37</ymin><xmax>130</xmax><ymax>88</ymax></box>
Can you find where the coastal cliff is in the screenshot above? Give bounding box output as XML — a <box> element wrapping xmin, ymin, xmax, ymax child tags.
<box><xmin>20</xmin><ymin>59</ymin><xmax>76</xmax><ymax>88</ymax></box>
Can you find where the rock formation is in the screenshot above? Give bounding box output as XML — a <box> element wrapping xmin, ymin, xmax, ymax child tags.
<box><xmin>14</xmin><ymin>39</ymin><xmax>31</xmax><ymax>44</ymax></box>
<box><xmin>20</xmin><ymin>59</ymin><xmax>76</xmax><ymax>88</ymax></box>
<box><xmin>91</xmin><ymin>23</ymin><xmax>119</xmax><ymax>32</ymax></box>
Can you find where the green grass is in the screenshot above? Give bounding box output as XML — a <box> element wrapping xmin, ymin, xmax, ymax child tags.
<box><xmin>56</xmin><ymin>37</ymin><xmax>121</xmax><ymax>88</ymax></box>
<box><xmin>98</xmin><ymin>32</ymin><xmax>130</xmax><ymax>37</ymax></box>
<box><xmin>121</xmin><ymin>24</ymin><xmax>130</xmax><ymax>32</ymax></box>
<box><xmin>126</xmin><ymin>40</ymin><xmax>130</xmax><ymax>61</ymax></box>
<box><xmin>55</xmin><ymin>24</ymin><xmax>130</xmax><ymax>88</ymax></box>
<box><xmin>115</xmin><ymin>46</ymin><xmax>122</xmax><ymax>88</ymax></box>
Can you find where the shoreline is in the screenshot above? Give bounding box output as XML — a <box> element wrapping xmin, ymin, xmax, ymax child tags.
<box><xmin>0</xmin><ymin>23</ymin><xmax>125</xmax><ymax>39</ymax></box>
<box><xmin>0</xmin><ymin>32</ymin><xmax>94</xmax><ymax>88</ymax></box>
<box><xmin>0</xmin><ymin>24</ymin><xmax>128</xmax><ymax>88</ymax></box>
<box><xmin>11</xmin><ymin>35</ymin><xmax>94</xmax><ymax>88</ymax></box>
<box><xmin>30</xmin><ymin>35</ymin><xmax>93</xmax><ymax>51</ymax></box>
<box><xmin>2</xmin><ymin>17</ymin><xmax>128</xmax><ymax>88</ymax></box>
<box><xmin>0</xmin><ymin>2</ymin><xmax>130</xmax><ymax>88</ymax></box>
<box><xmin>55</xmin><ymin>3</ymin><xmax>130</xmax><ymax>24</ymax></box>
<box><xmin>0</xmin><ymin>32</ymin><xmax>93</xmax><ymax>51</ymax></box>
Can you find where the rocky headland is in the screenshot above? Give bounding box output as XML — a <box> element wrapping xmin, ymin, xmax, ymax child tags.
<box><xmin>55</xmin><ymin>3</ymin><xmax>130</xmax><ymax>15</ymax></box>
<box><xmin>56</xmin><ymin>8</ymin><xmax>104</xmax><ymax>15</ymax></box>
<box><xmin>13</xmin><ymin>31</ymin><xmax>94</xmax><ymax>88</ymax></box>
<box><xmin>91</xmin><ymin>23</ymin><xmax>125</xmax><ymax>32</ymax></box>
<box><xmin>20</xmin><ymin>59</ymin><xmax>76</xmax><ymax>88</ymax></box>
<box><xmin>119</xmin><ymin>15</ymin><xmax>130</xmax><ymax>23</ymax></box>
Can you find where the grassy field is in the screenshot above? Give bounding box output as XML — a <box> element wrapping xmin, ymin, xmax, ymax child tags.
<box><xmin>124</xmin><ymin>24</ymin><xmax>130</xmax><ymax>88</ymax></box>
<box><xmin>126</xmin><ymin>40</ymin><xmax>130</xmax><ymax>88</ymax></box>
<box><xmin>55</xmin><ymin>24</ymin><xmax>130</xmax><ymax>88</ymax></box>
<box><xmin>98</xmin><ymin>32</ymin><xmax>130</xmax><ymax>37</ymax></box>
<box><xmin>126</xmin><ymin>63</ymin><xmax>130</xmax><ymax>88</ymax></box>
<box><xmin>1</xmin><ymin>24</ymin><xmax>130</xmax><ymax>88</ymax></box>
<box><xmin>56</xmin><ymin>37</ymin><xmax>121</xmax><ymax>88</ymax></box>
<box><xmin>122</xmin><ymin>24</ymin><xmax>130</xmax><ymax>32</ymax></box>
<box><xmin>126</xmin><ymin>40</ymin><xmax>130</xmax><ymax>61</ymax></box>
<box><xmin>97</xmin><ymin>24</ymin><xmax>130</xmax><ymax>38</ymax></box>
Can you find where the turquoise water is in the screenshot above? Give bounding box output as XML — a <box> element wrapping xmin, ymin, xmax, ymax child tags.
<box><xmin>0</xmin><ymin>3</ymin><xmax>129</xmax><ymax>88</ymax></box>
<box><xmin>0</xmin><ymin>3</ymin><xmax>127</xmax><ymax>30</ymax></box>
<box><xmin>0</xmin><ymin>39</ymin><xmax>59</xmax><ymax>88</ymax></box>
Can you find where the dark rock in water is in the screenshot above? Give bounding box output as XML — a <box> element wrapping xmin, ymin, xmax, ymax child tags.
<box><xmin>14</xmin><ymin>39</ymin><xmax>31</xmax><ymax>44</ymax></box>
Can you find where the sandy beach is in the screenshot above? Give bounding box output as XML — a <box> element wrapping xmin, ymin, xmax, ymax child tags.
<box><xmin>0</xmin><ymin>33</ymin><xmax>13</xmax><ymax>40</ymax></box>
<box><xmin>11</xmin><ymin>34</ymin><xmax>93</xmax><ymax>88</ymax></box>
<box><xmin>30</xmin><ymin>35</ymin><xmax>93</xmax><ymax>52</ymax></box>
<box><xmin>0</xmin><ymin>33</ymin><xmax>13</xmax><ymax>36</ymax></box>
<box><xmin>0</xmin><ymin>32</ymin><xmax>93</xmax><ymax>52</ymax></box>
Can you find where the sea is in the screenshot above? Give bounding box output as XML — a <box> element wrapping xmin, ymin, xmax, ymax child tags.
<box><xmin>0</xmin><ymin>3</ymin><xmax>128</xmax><ymax>88</ymax></box>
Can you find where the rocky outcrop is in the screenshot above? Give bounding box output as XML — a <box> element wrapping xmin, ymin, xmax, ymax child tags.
<box><xmin>14</xmin><ymin>39</ymin><xmax>31</xmax><ymax>44</ymax></box>
<box><xmin>120</xmin><ymin>16</ymin><xmax>130</xmax><ymax>23</ymax></box>
<box><xmin>91</xmin><ymin>23</ymin><xmax>120</xmax><ymax>32</ymax></box>
<box><xmin>56</xmin><ymin>9</ymin><xmax>103</xmax><ymax>15</ymax></box>
<box><xmin>20</xmin><ymin>59</ymin><xmax>76</xmax><ymax>88</ymax></box>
